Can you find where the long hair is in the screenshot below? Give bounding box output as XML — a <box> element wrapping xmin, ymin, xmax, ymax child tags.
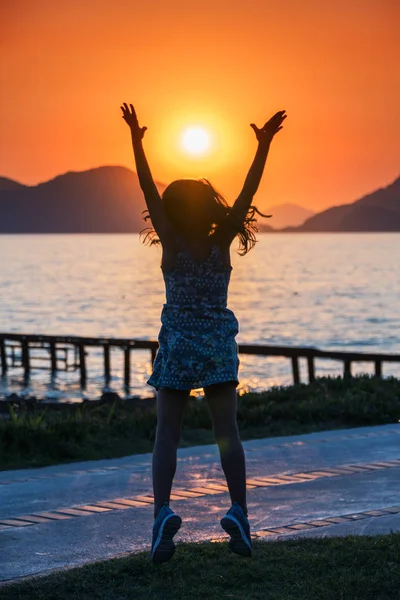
<box><xmin>140</xmin><ymin>178</ymin><xmax>271</xmax><ymax>256</ymax></box>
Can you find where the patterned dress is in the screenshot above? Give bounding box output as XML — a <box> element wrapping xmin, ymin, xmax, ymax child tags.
<box><xmin>147</xmin><ymin>237</ymin><xmax>240</xmax><ymax>390</ymax></box>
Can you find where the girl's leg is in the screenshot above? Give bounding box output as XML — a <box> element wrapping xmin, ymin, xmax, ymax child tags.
<box><xmin>204</xmin><ymin>382</ymin><xmax>247</xmax><ymax>515</ymax></box>
<box><xmin>152</xmin><ymin>387</ymin><xmax>190</xmax><ymax>519</ymax></box>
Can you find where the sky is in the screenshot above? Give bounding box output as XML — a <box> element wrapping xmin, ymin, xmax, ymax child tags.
<box><xmin>1</xmin><ymin>0</ymin><xmax>399</xmax><ymax>211</ymax></box>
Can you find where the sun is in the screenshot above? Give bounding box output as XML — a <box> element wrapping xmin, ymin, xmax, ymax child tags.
<box><xmin>181</xmin><ymin>127</ymin><xmax>211</xmax><ymax>156</ymax></box>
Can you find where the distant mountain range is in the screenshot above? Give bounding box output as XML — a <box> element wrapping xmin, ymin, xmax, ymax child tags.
<box><xmin>0</xmin><ymin>166</ymin><xmax>164</xmax><ymax>233</ymax></box>
<box><xmin>0</xmin><ymin>167</ymin><xmax>399</xmax><ymax>233</ymax></box>
<box><xmin>283</xmin><ymin>176</ymin><xmax>400</xmax><ymax>232</ymax></box>
<box><xmin>260</xmin><ymin>203</ymin><xmax>315</xmax><ymax>229</ymax></box>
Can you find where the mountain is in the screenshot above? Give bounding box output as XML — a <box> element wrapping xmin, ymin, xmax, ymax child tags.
<box><xmin>2</xmin><ymin>168</ymin><xmax>399</xmax><ymax>233</ymax></box>
<box><xmin>259</xmin><ymin>203</ymin><xmax>315</xmax><ymax>230</ymax></box>
<box><xmin>257</xmin><ymin>223</ymin><xmax>274</xmax><ymax>232</ymax></box>
<box><xmin>0</xmin><ymin>166</ymin><xmax>166</xmax><ymax>233</ymax></box>
<box><xmin>285</xmin><ymin>176</ymin><xmax>400</xmax><ymax>232</ymax></box>
<box><xmin>0</xmin><ymin>177</ymin><xmax>29</xmax><ymax>193</ymax></box>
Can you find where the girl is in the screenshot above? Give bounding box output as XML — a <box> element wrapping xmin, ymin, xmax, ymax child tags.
<box><xmin>121</xmin><ymin>103</ymin><xmax>286</xmax><ymax>564</ymax></box>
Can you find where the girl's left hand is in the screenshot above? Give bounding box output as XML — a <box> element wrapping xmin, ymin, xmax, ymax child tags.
<box><xmin>120</xmin><ymin>103</ymin><xmax>147</xmax><ymax>142</ymax></box>
<box><xmin>250</xmin><ymin>111</ymin><xmax>287</xmax><ymax>145</ymax></box>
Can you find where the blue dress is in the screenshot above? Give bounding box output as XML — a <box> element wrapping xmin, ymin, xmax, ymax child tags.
<box><xmin>147</xmin><ymin>237</ymin><xmax>240</xmax><ymax>390</ymax></box>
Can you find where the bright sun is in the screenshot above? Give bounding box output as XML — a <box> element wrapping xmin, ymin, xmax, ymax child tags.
<box><xmin>181</xmin><ymin>127</ymin><xmax>211</xmax><ymax>155</ymax></box>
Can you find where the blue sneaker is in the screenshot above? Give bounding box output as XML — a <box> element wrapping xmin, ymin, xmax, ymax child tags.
<box><xmin>151</xmin><ymin>502</ymin><xmax>182</xmax><ymax>565</ymax></box>
<box><xmin>220</xmin><ymin>501</ymin><xmax>252</xmax><ymax>557</ymax></box>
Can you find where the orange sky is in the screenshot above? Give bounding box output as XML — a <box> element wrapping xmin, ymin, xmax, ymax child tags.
<box><xmin>1</xmin><ymin>0</ymin><xmax>399</xmax><ymax>211</ymax></box>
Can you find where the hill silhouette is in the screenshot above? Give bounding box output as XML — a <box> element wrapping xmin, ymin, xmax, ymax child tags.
<box><xmin>1</xmin><ymin>168</ymin><xmax>399</xmax><ymax>233</ymax></box>
<box><xmin>284</xmin><ymin>176</ymin><xmax>400</xmax><ymax>232</ymax></box>
<box><xmin>259</xmin><ymin>203</ymin><xmax>314</xmax><ymax>230</ymax></box>
<box><xmin>0</xmin><ymin>177</ymin><xmax>29</xmax><ymax>193</ymax></box>
<box><xmin>0</xmin><ymin>166</ymin><xmax>165</xmax><ymax>233</ymax></box>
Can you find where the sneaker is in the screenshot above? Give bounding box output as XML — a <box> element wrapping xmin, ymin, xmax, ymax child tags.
<box><xmin>220</xmin><ymin>501</ymin><xmax>252</xmax><ymax>557</ymax></box>
<box><xmin>151</xmin><ymin>502</ymin><xmax>182</xmax><ymax>565</ymax></box>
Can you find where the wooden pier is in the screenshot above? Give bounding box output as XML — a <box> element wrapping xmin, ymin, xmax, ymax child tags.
<box><xmin>1</xmin><ymin>333</ymin><xmax>399</xmax><ymax>393</ymax></box>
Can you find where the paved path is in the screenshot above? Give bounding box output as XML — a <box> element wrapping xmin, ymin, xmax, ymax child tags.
<box><xmin>1</xmin><ymin>423</ymin><xmax>400</xmax><ymax>583</ymax></box>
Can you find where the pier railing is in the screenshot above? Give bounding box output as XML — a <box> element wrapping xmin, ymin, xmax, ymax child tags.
<box><xmin>1</xmin><ymin>333</ymin><xmax>399</xmax><ymax>390</ymax></box>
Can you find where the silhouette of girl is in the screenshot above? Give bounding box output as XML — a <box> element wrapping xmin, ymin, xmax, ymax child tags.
<box><xmin>121</xmin><ymin>103</ymin><xmax>286</xmax><ymax>564</ymax></box>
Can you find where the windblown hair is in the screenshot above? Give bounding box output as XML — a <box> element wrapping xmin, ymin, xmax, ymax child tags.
<box><xmin>140</xmin><ymin>178</ymin><xmax>270</xmax><ymax>256</ymax></box>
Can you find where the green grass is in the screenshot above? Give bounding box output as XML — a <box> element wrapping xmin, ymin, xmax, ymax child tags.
<box><xmin>1</xmin><ymin>375</ymin><xmax>400</xmax><ymax>471</ymax></box>
<box><xmin>1</xmin><ymin>535</ymin><xmax>400</xmax><ymax>599</ymax></box>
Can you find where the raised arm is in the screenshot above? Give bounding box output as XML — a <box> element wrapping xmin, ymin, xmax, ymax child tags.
<box><xmin>120</xmin><ymin>103</ymin><xmax>168</xmax><ymax>239</ymax></box>
<box><xmin>230</xmin><ymin>110</ymin><xmax>287</xmax><ymax>226</ymax></box>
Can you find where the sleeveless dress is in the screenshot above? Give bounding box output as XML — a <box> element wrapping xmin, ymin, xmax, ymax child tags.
<box><xmin>147</xmin><ymin>236</ymin><xmax>240</xmax><ymax>390</ymax></box>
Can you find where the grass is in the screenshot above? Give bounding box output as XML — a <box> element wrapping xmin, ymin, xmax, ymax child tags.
<box><xmin>1</xmin><ymin>375</ymin><xmax>400</xmax><ymax>471</ymax></box>
<box><xmin>1</xmin><ymin>534</ymin><xmax>400</xmax><ymax>599</ymax></box>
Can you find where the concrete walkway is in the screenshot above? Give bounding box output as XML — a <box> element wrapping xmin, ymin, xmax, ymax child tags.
<box><xmin>1</xmin><ymin>423</ymin><xmax>400</xmax><ymax>583</ymax></box>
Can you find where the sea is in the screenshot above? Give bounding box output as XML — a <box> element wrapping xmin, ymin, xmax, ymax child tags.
<box><xmin>1</xmin><ymin>233</ymin><xmax>399</xmax><ymax>402</ymax></box>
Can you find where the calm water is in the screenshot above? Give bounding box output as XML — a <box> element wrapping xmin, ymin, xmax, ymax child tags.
<box><xmin>1</xmin><ymin>233</ymin><xmax>399</xmax><ymax>401</ymax></box>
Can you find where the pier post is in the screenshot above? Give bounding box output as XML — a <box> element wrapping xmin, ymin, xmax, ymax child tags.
<box><xmin>124</xmin><ymin>348</ymin><xmax>130</xmax><ymax>389</ymax></box>
<box><xmin>78</xmin><ymin>344</ymin><xmax>87</xmax><ymax>387</ymax></box>
<box><xmin>343</xmin><ymin>360</ymin><xmax>352</xmax><ymax>378</ymax></box>
<box><xmin>50</xmin><ymin>341</ymin><xmax>57</xmax><ymax>374</ymax></box>
<box><xmin>0</xmin><ymin>338</ymin><xmax>7</xmax><ymax>375</ymax></box>
<box><xmin>307</xmin><ymin>356</ymin><xmax>315</xmax><ymax>383</ymax></box>
<box><xmin>21</xmin><ymin>339</ymin><xmax>30</xmax><ymax>379</ymax></box>
<box><xmin>291</xmin><ymin>356</ymin><xmax>300</xmax><ymax>385</ymax></box>
<box><xmin>375</xmin><ymin>360</ymin><xmax>382</xmax><ymax>378</ymax></box>
<box><xmin>104</xmin><ymin>345</ymin><xmax>111</xmax><ymax>384</ymax></box>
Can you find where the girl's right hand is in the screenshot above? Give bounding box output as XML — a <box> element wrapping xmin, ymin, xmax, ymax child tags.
<box><xmin>120</xmin><ymin>103</ymin><xmax>148</xmax><ymax>143</ymax></box>
<box><xmin>250</xmin><ymin>111</ymin><xmax>287</xmax><ymax>146</ymax></box>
